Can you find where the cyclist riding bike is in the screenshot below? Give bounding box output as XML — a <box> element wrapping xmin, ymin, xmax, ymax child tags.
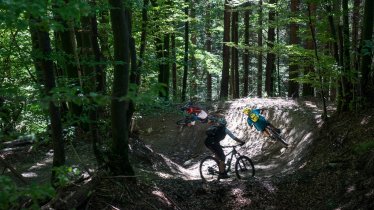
<box><xmin>205</xmin><ymin>117</ymin><xmax>245</xmax><ymax>179</ymax></box>
<box><xmin>180</xmin><ymin>102</ymin><xmax>208</xmax><ymax>126</ymax></box>
<box><xmin>243</xmin><ymin>107</ymin><xmax>281</xmax><ymax>137</ymax></box>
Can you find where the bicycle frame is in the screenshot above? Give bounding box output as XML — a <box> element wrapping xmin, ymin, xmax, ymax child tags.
<box><xmin>221</xmin><ymin>145</ymin><xmax>242</xmax><ymax>173</ymax></box>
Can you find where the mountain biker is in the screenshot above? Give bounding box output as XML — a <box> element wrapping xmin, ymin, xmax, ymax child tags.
<box><xmin>205</xmin><ymin>117</ymin><xmax>245</xmax><ymax>179</ymax></box>
<box><xmin>180</xmin><ymin>101</ymin><xmax>208</xmax><ymax>126</ymax></box>
<box><xmin>242</xmin><ymin>107</ymin><xmax>281</xmax><ymax>137</ymax></box>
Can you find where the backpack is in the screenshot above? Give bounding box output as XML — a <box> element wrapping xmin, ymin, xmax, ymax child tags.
<box><xmin>206</xmin><ymin>125</ymin><xmax>226</xmax><ymax>142</ymax></box>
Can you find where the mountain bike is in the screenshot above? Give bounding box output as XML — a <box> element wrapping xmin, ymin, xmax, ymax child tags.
<box><xmin>264</xmin><ymin>126</ymin><xmax>288</xmax><ymax>147</ymax></box>
<box><xmin>199</xmin><ymin>145</ymin><xmax>255</xmax><ymax>182</ymax></box>
<box><xmin>176</xmin><ymin>116</ymin><xmax>194</xmax><ymax>126</ymax></box>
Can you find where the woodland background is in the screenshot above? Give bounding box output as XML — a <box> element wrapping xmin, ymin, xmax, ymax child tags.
<box><xmin>0</xmin><ymin>0</ymin><xmax>373</xmax><ymax>209</ymax></box>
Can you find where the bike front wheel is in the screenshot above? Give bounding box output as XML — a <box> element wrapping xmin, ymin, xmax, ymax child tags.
<box><xmin>235</xmin><ymin>156</ymin><xmax>255</xmax><ymax>179</ymax></box>
<box><xmin>199</xmin><ymin>156</ymin><xmax>220</xmax><ymax>182</ymax></box>
<box><xmin>266</xmin><ymin>127</ymin><xmax>289</xmax><ymax>147</ymax></box>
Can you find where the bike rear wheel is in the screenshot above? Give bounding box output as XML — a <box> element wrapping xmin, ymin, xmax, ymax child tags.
<box><xmin>200</xmin><ymin>156</ymin><xmax>220</xmax><ymax>182</ymax></box>
<box><xmin>235</xmin><ymin>156</ymin><xmax>255</xmax><ymax>179</ymax></box>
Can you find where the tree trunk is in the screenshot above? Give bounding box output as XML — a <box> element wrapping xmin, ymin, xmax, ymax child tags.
<box><xmin>257</xmin><ymin>0</ymin><xmax>263</xmax><ymax>97</ymax></box>
<box><xmin>265</xmin><ymin>0</ymin><xmax>276</xmax><ymax>97</ymax></box>
<box><xmin>303</xmin><ymin>3</ymin><xmax>316</xmax><ymax>97</ymax></box>
<box><xmin>340</xmin><ymin>0</ymin><xmax>353</xmax><ymax>112</ymax></box>
<box><xmin>206</xmin><ymin>2</ymin><xmax>212</xmax><ymax>102</ymax></box>
<box><xmin>288</xmin><ymin>0</ymin><xmax>299</xmax><ymax>98</ymax></box>
<box><xmin>360</xmin><ymin>0</ymin><xmax>374</xmax><ymax>107</ymax></box>
<box><xmin>231</xmin><ymin>10</ymin><xmax>239</xmax><ymax>99</ymax></box>
<box><xmin>80</xmin><ymin>11</ymin><xmax>105</xmax><ymax>165</ymax></box>
<box><xmin>190</xmin><ymin>1</ymin><xmax>197</xmax><ymax>97</ymax></box>
<box><xmin>220</xmin><ymin>0</ymin><xmax>231</xmax><ymax>100</ymax></box>
<box><xmin>182</xmin><ymin>0</ymin><xmax>189</xmax><ymax>102</ymax></box>
<box><xmin>352</xmin><ymin>0</ymin><xmax>361</xmax><ymax>74</ymax></box>
<box><xmin>326</xmin><ymin>4</ymin><xmax>339</xmax><ymax>101</ymax></box>
<box><xmin>34</xmin><ymin>23</ymin><xmax>65</xmax><ymax>187</ymax></box>
<box><xmin>171</xmin><ymin>33</ymin><xmax>177</xmax><ymax>100</ymax></box>
<box><xmin>243</xmin><ymin>10</ymin><xmax>250</xmax><ymax>97</ymax></box>
<box><xmin>52</xmin><ymin>0</ymin><xmax>82</xmax><ymax>122</ymax></box>
<box><xmin>138</xmin><ymin>0</ymin><xmax>149</xmax><ymax>72</ymax></box>
<box><xmin>108</xmin><ymin>0</ymin><xmax>135</xmax><ymax>177</ymax></box>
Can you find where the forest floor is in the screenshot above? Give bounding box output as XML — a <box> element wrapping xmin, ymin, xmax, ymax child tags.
<box><xmin>2</xmin><ymin>97</ymin><xmax>374</xmax><ymax>209</ymax></box>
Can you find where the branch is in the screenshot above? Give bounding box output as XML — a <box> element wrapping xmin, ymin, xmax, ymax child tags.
<box><xmin>0</xmin><ymin>156</ymin><xmax>27</xmax><ymax>184</ymax></box>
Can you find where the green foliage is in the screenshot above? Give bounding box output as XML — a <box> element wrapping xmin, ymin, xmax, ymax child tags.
<box><xmin>52</xmin><ymin>166</ymin><xmax>81</xmax><ymax>187</ymax></box>
<box><xmin>361</xmin><ymin>40</ymin><xmax>374</xmax><ymax>56</ymax></box>
<box><xmin>354</xmin><ymin>140</ymin><xmax>374</xmax><ymax>154</ymax></box>
<box><xmin>0</xmin><ymin>176</ymin><xmax>54</xmax><ymax>210</ymax></box>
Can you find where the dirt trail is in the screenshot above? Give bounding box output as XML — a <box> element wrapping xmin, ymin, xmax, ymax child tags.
<box><xmin>137</xmin><ymin>97</ymin><xmax>330</xmax><ymax>179</ymax></box>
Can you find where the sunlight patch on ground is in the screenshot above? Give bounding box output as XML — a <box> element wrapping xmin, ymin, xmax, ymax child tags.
<box><xmin>346</xmin><ymin>185</ymin><xmax>356</xmax><ymax>193</ymax></box>
<box><xmin>157</xmin><ymin>153</ymin><xmax>201</xmax><ymax>180</ymax></box>
<box><xmin>155</xmin><ymin>172</ymin><xmax>173</xmax><ymax>179</ymax></box>
<box><xmin>29</xmin><ymin>149</ymin><xmax>53</xmax><ymax>170</ymax></box>
<box><xmin>360</xmin><ymin>115</ymin><xmax>371</xmax><ymax>125</ymax></box>
<box><xmin>21</xmin><ymin>172</ymin><xmax>38</xmax><ymax>178</ymax></box>
<box><xmin>152</xmin><ymin>188</ymin><xmax>172</xmax><ymax>206</ymax></box>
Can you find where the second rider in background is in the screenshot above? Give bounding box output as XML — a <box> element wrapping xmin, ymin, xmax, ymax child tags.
<box><xmin>180</xmin><ymin>101</ymin><xmax>208</xmax><ymax>126</ymax></box>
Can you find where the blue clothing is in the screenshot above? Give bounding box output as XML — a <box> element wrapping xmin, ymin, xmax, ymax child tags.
<box><xmin>246</xmin><ymin>109</ymin><xmax>269</xmax><ymax>132</ymax></box>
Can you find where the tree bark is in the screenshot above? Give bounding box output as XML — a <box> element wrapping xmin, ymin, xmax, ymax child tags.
<box><xmin>220</xmin><ymin>0</ymin><xmax>231</xmax><ymax>100</ymax></box>
<box><xmin>326</xmin><ymin>4</ymin><xmax>339</xmax><ymax>101</ymax></box>
<box><xmin>206</xmin><ymin>2</ymin><xmax>212</xmax><ymax>102</ymax></box>
<box><xmin>360</xmin><ymin>0</ymin><xmax>374</xmax><ymax>107</ymax></box>
<box><xmin>231</xmin><ymin>10</ymin><xmax>239</xmax><ymax>98</ymax></box>
<box><xmin>182</xmin><ymin>0</ymin><xmax>189</xmax><ymax>102</ymax></box>
<box><xmin>171</xmin><ymin>33</ymin><xmax>177</xmax><ymax>100</ymax></box>
<box><xmin>303</xmin><ymin>3</ymin><xmax>315</xmax><ymax>97</ymax></box>
<box><xmin>52</xmin><ymin>0</ymin><xmax>82</xmax><ymax>122</ymax></box>
<box><xmin>108</xmin><ymin>0</ymin><xmax>134</xmax><ymax>177</ymax></box>
<box><xmin>265</xmin><ymin>0</ymin><xmax>276</xmax><ymax>97</ymax></box>
<box><xmin>288</xmin><ymin>0</ymin><xmax>299</xmax><ymax>98</ymax></box>
<box><xmin>243</xmin><ymin>10</ymin><xmax>250</xmax><ymax>97</ymax></box>
<box><xmin>257</xmin><ymin>0</ymin><xmax>263</xmax><ymax>97</ymax></box>
<box><xmin>36</xmin><ymin>24</ymin><xmax>65</xmax><ymax>187</ymax></box>
<box><xmin>352</xmin><ymin>0</ymin><xmax>361</xmax><ymax>74</ymax></box>
<box><xmin>340</xmin><ymin>0</ymin><xmax>353</xmax><ymax>112</ymax></box>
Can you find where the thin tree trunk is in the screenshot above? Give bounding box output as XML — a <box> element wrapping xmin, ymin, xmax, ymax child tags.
<box><xmin>220</xmin><ymin>0</ymin><xmax>231</xmax><ymax>100</ymax></box>
<box><xmin>182</xmin><ymin>0</ymin><xmax>189</xmax><ymax>102</ymax></box>
<box><xmin>326</xmin><ymin>4</ymin><xmax>339</xmax><ymax>101</ymax></box>
<box><xmin>360</xmin><ymin>0</ymin><xmax>374</xmax><ymax>107</ymax></box>
<box><xmin>206</xmin><ymin>2</ymin><xmax>212</xmax><ymax>102</ymax></box>
<box><xmin>243</xmin><ymin>10</ymin><xmax>250</xmax><ymax>97</ymax></box>
<box><xmin>307</xmin><ymin>4</ymin><xmax>328</xmax><ymax>120</ymax></box>
<box><xmin>171</xmin><ymin>33</ymin><xmax>177</xmax><ymax>100</ymax></box>
<box><xmin>52</xmin><ymin>0</ymin><xmax>82</xmax><ymax>127</ymax></box>
<box><xmin>340</xmin><ymin>0</ymin><xmax>353</xmax><ymax>112</ymax></box>
<box><xmin>303</xmin><ymin>3</ymin><xmax>316</xmax><ymax>97</ymax></box>
<box><xmin>352</xmin><ymin>0</ymin><xmax>361</xmax><ymax>74</ymax></box>
<box><xmin>288</xmin><ymin>0</ymin><xmax>299</xmax><ymax>98</ymax></box>
<box><xmin>277</xmin><ymin>26</ymin><xmax>281</xmax><ymax>96</ymax></box>
<box><xmin>138</xmin><ymin>0</ymin><xmax>149</xmax><ymax>84</ymax></box>
<box><xmin>257</xmin><ymin>0</ymin><xmax>263</xmax><ymax>97</ymax></box>
<box><xmin>265</xmin><ymin>0</ymin><xmax>276</xmax><ymax>97</ymax></box>
<box><xmin>231</xmin><ymin>10</ymin><xmax>239</xmax><ymax>99</ymax></box>
<box><xmin>190</xmin><ymin>1</ymin><xmax>197</xmax><ymax>97</ymax></box>
<box><xmin>80</xmin><ymin>10</ymin><xmax>104</xmax><ymax>165</ymax></box>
